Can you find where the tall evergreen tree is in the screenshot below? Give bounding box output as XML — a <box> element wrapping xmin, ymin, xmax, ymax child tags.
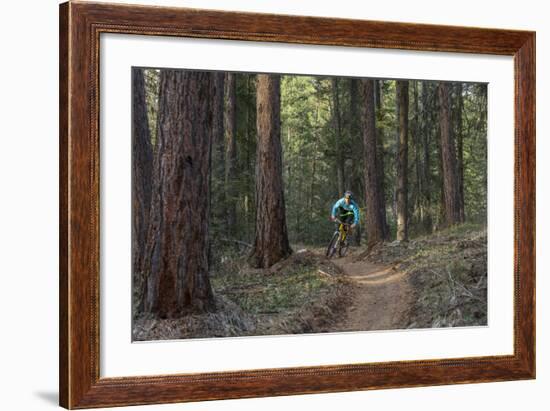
<box><xmin>438</xmin><ymin>82</ymin><xmax>461</xmax><ymax>226</ymax></box>
<box><xmin>144</xmin><ymin>70</ymin><xmax>215</xmax><ymax>317</ymax></box>
<box><xmin>361</xmin><ymin>79</ymin><xmax>387</xmax><ymax>246</ymax></box>
<box><xmin>249</xmin><ymin>74</ymin><xmax>292</xmax><ymax>268</ymax></box>
<box><xmin>374</xmin><ymin>80</ymin><xmax>390</xmax><ymax>239</ymax></box>
<box><xmin>208</xmin><ymin>71</ymin><xmax>226</xmax><ymax>260</ymax></box>
<box><xmin>332</xmin><ymin>78</ymin><xmax>345</xmax><ymax>196</ymax></box>
<box><xmin>454</xmin><ymin>83</ymin><xmax>466</xmax><ymax>223</ymax></box>
<box><xmin>350</xmin><ymin>78</ymin><xmax>363</xmax><ymax>245</ymax></box>
<box><xmin>132</xmin><ymin>68</ymin><xmax>154</xmax><ymax>311</ymax></box>
<box><xmin>419</xmin><ymin>82</ymin><xmax>433</xmax><ymax>232</ymax></box>
<box><xmin>396</xmin><ymin>80</ymin><xmax>409</xmax><ymax>241</ymax></box>
<box><xmin>225</xmin><ymin>73</ymin><xmax>238</xmax><ymax>236</ymax></box>
<box><xmin>211</xmin><ymin>72</ymin><xmax>225</xmax><ymax>210</ymax></box>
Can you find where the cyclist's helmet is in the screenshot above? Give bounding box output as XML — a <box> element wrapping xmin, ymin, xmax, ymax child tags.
<box><xmin>344</xmin><ymin>190</ymin><xmax>354</xmax><ymax>200</ymax></box>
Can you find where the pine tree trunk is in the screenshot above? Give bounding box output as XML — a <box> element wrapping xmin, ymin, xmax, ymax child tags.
<box><xmin>332</xmin><ymin>78</ymin><xmax>345</xmax><ymax>196</ymax></box>
<box><xmin>132</xmin><ymin>68</ymin><xmax>154</xmax><ymax>312</ymax></box>
<box><xmin>245</xmin><ymin>74</ymin><xmax>255</xmax><ymax>241</ymax></box>
<box><xmin>211</xmin><ymin>72</ymin><xmax>225</xmax><ymax>215</ymax></box>
<box><xmin>208</xmin><ymin>72</ymin><xmax>225</xmax><ymax>265</ymax></box>
<box><xmin>361</xmin><ymin>79</ymin><xmax>387</xmax><ymax>246</ymax></box>
<box><xmin>438</xmin><ymin>82</ymin><xmax>461</xmax><ymax>226</ymax></box>
<box><xmin>249</xmin><ymin>74</ymin><xmax>292</xmax><ymax>268</ymax></box>
<box><xmin>144</xmin><ymin>70</ymin><xmax>215</xmax><ymax>318</ymax></box>
<box><xmin>375</xmin><ymin>79</ymin><xmax>382</xmax><ymax>112</ymax></box>
<box><xmin>420</xmin><ymin>82</ymin><xmax>433</xmax><ymax>232</ymax></box>
<box><xmin>350</xmin><ymin>79</ymin><xmax>362</xmax><ymax>245</ymax></box>
<box><xmin>412</xmin><ymin>81</ymin><xmax>422</xmax><ymax>225</ymax></box>
<box><xmin>396</xmin><ymin>80</ymin><xmax>409</xmax><ymax>241</ymax></box>
<box><xmin>455</xmin><ymin>83</ymin><xmax>466</xmax><ymax>223</ymax></box>
<box><xmin>375</xmin><ymin>80</ymin><xmax>390</xmax><ymax>239</ymax></box>
<box><xmin>437</xmin><ymin>129</ymin><xmax>447</xmax><ymax>226</ymax></box>
<box><xmin>224</xmin><ymin>73</ymin><xmax>238</xmax><ymax>236</ymax></box>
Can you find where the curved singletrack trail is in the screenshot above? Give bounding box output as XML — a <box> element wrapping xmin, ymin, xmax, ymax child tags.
<box><xmin>328</xmin><ymin>250</ymin><xmax>415</xmax><ymax>332</ymax></box>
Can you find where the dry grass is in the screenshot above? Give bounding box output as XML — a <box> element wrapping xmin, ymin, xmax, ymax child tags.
<box><xmin>132</xmin><ymin>224</ymin><xmax>488</xmax><ymax>341</ymax></box>
<box><xmin>132</xmin><ymin>295</ymin><xmax>256</xmax><ymax>341</ymax></box>
<box><xmin>361</xmin><ymin>223</ymin><xmax>487</xmax><ymax>329</ymax></box>
<box><xmin>133</xmin><ymin>249</ymin><xmax>349</xmax><ymax>341</ymax></box>
<box><xmin>212</xmin><ymin>249</ymin><xmax>350</xmax><ymax>336</ymax></box>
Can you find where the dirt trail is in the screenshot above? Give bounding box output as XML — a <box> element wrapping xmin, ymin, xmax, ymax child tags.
<box><xmin>328</xmin><ymin>250</ymin><xmax>414</xmax><ymax>331</ymax></box>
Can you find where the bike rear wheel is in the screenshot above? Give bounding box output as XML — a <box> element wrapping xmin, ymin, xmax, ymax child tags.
<box><xmin>326</xmin><ymin>231</ymin><xmax>339</xmax><ymax>258</ymax></box>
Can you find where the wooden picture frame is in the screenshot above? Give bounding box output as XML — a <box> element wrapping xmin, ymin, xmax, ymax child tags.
<box><xmin>59</xmin><ymin>1</ymin><xmax>535</xmax><ymax>408</ymax></box>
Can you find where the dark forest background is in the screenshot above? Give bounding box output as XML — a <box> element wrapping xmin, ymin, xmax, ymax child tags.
<box><xmin>132</xmin><ymin>68</ymin><xmax>487</xmax><ymax>323</ymax></box>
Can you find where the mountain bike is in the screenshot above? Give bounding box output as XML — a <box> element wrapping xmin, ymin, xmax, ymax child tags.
<box><xmin>326</xmin><ymin>218</ymin><xmax>351</xmax><ymax>259</ymax></box>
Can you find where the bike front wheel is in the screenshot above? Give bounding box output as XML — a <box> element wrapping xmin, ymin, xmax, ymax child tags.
<box><xmin>338</xmin><ymin>240</ymin><xmax>349</xmax><ymax>257</ymax></box>
<box><xmin>326</xmin><ymin>231</ymin><xmax>339</xmax><ymax>258</ymax></box>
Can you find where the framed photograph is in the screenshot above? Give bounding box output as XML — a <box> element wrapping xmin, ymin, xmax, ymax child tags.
<box><xmin>59</xmin><ymin>1</ymin><xmax>535</xmax><ymax>408</ymax></box>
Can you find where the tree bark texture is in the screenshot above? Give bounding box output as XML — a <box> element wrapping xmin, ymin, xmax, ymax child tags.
<box><xmin>419</xmin><ymin>82</ymin><xmax>433</xmax><ymax>232</ymax></box>
<box><xmin>211</xmin><ymin>72</ymin><xmax>225</xmax><ymax>216</ymax></box>
<box><xmin>412</xmin><ymin>81</ymin><xmax>422</xmax><ymax>223</ymax></box>
<box><xmin>207</xmin><ymin>72</ymin><xmax>225</xmax><ymax>265</ymax></box>
<box><xmin>244</xmin><ymin>74</ymin><xmax>257</xmax><ymax>240</ymax></box>
<box><xmin>455</xmin><ymin>83</ymin><xmax>466</xmax><ymax>223</ymax></box>
<box><xmin>132</xmin><ymin>68</ymin><xmax>154</xmax><ymax>312</ymax></box>
<box><xmin>249</xmin><ymin>74</ymin><xmax>292</xmax><ymax>268</ymax></box>
<box><xmin>438</xmin><ymin>82</ymin><xmax>462</xmax><ymax>226</ymax></box>
<box><xmin>224</xmin><ymin>73</ymin><xmax>238</xmax><ymax>236</ymax></box>
<box><xmin>361</xmin><ymin>79</ymin><xmax>387</xmax><ymax>246</ymax></box>
<box><xmin>375</xmin><ymin>80</ymin><xmax>390</xmax><ymax>239</ymax></box>
<box><xmin>350</xmin><ymin>79</ymin><xmax>362</xmax><ymax>245</ymax></box>
<box><xmin>144</xmin><ymin>70</ymin><xmax>215</xmax><ymax>317</ymax></box>
<box><xmin>332</xmin><ymin>78</ymin><xmax>345</xmax><ymax>196</ymax></box>
<box><xmin>374</xmin><ymin>79</ymin><xmax>382</xmax><ymax>113</ymax></box>
<box><xmin>396</xmin><ymin>80</ymin><xmax>409</xmax><ymax>241</ymax></box>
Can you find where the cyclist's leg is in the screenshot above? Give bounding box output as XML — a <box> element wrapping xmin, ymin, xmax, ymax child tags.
<box><xmin>334</xmin><ymin>213</ymin><xmax>345</xmax><ymax>245</ymax></box>
<box><xmin>342</xmin><ymin>214</ymin><xmax>354</xmax><ymax>243</ymax></box>
<box><xmin>334</xmin><ymin>217</ymin><xmax>343</xmax><ymax>237</ymax></box>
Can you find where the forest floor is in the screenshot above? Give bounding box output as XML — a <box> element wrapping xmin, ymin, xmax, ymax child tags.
<box><xmin>361</xmin><ymin>223</ymin><xmax>488</xmax><ymax>329</ymax></box>
<box><xmin>133</xmin><ymin>224</ymin><xmax>487</xmax><ymax>341</ymax></box>
<box><xmin>318</xmin><ymin>249</ymin><xmax>414</xmax><ymax>332</ymax></box>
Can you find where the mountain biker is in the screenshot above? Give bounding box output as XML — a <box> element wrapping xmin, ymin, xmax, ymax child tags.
<box><xmin>330</xmin><ymin>191</ymin><xmax>360</xmax><ymax>237</ymax></box>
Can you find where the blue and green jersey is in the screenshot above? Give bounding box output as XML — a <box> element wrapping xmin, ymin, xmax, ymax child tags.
<box><xmin>331</xmin><ymin>197</ymin><xmax>360</xmax><ymax>224</ymax></box>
